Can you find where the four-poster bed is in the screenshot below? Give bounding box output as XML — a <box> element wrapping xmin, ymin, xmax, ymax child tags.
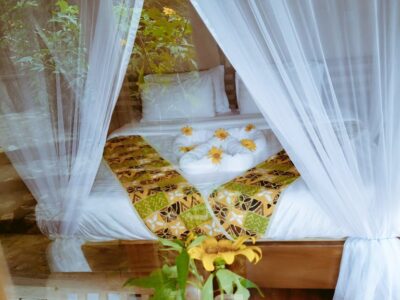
<box><xmin>1</xmin><ymin>0</ymin><xmax>400</xmax><ymax>299</ymax></box>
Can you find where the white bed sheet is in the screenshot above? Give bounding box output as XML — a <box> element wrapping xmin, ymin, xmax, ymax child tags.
<box><xmin>109</xmin><ymin>112</ymin><xmax>269</xmax><ymax>137</ymax></box>
<box><xmin>76</xmin><ymin>114</ymin><xmax>343</xmax><ymax>241</ymax></box>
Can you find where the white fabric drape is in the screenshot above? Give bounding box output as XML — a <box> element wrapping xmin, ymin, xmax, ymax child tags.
<box><xmin>191</xmin><ymin>0</ymin><xmax>400</xmax><ymax>299</ymax></box>
<box><xmin>0</xmin><ymin>0</ymin><xmax>143</xmax><ymax>236</ymax></box>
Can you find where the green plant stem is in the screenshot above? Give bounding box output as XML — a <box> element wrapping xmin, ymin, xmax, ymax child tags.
<box><xmin>137</xmin><ymin>34</ymin><xmax>155</xmax><ymax>75</ymax></box>
<box><xmin>189</xmin><ymin>259</ymin><xmax>203</xmax><ymax>283</ymax></box>
<box><xmin>217</xmin><ymin>271</ymin><xmax>224</xmax><ymax>300</ymax></box>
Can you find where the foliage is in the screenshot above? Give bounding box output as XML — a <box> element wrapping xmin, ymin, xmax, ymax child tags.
<box><xmin>0</xmin><ymin>0</ymin><xmax>84</xmax><ymax>79</ymax></box>
<box><xmin>127</xmin><ymin>0</ymin><xmax>198</xmax><ymax>98</ymax></box>
<box><xmin>124</xmin><ymin>234</ymin><xmax>205</xmax><ymax>300</ymax></box>
<box><xmin>124</xmin><ymin>234</ymin><xmax>263</xmax><ymax>300</ymax></box>
<box><xmin>0</xmin><ymin>0</ymin><xmax>85</xmax><ymax>112</ymax></box>
<box><xmin>203</xmin><ymin>263</ymin><xmax>264</xmax><ymax>300</ymax></box>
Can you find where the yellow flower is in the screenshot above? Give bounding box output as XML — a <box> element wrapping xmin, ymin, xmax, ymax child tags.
<box><xmin>241</xmin><ymin>139</ymin><xmax>257</xmax><ymax>151</ymax></box>
<box><xmin>245</xmin><ymin>124</ymin><xmax>256</xmax><ymax>132</ymax></box>
<box><xmin>188</xmin><ymin>236</ymin><xmax>262</xmax><ymax>271</ymax></box>
<box><xmin>163</xmin><ymin>7</ymin><xmax>176</xmax><ymax>15</ymax></box>
<box><xmin>214</xmin><ymin>128</ymin><xmax>229</xmax><ymax>140</ymax></box>
<box><xmin>181</xmin><ymin>126</ymin><xmax>193</xmax><ymax>136</ymax></box>
<box><xmin>179</xmin><ymin>145</ymin><xmax>196</xmax><ymax>153</ymax></box>
<box><xmin>208</xmin><ymin>147</ymin><xmax>223</xmax><ymax>164</ymax></box>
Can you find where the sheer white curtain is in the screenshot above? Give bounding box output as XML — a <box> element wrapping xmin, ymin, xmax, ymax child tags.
<box><xmin>0</xmin><ymin>0</ymin><xmax>143</xmax><ymax>237</ymax></box>
<box><xmin>191</xmin><ymin>0</ymin><xmax>400</xmax><ymax>299</ymax></box>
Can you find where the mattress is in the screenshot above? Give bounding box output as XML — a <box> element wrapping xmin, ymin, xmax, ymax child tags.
<box><xmin>76</xmin><ymin>114</ymin><xmax>343</xmax><ymax>241</ymax></box>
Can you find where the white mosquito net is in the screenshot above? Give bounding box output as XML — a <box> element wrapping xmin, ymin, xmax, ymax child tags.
<box><xmin>0</xmin><ymin>0</ymin><xmax>143</xmax><ymax>237</ymax></box>
<box><xmin>191</xmin><ymin>0</ymin><xmax>400</xmax><ymax>299</ymax></box>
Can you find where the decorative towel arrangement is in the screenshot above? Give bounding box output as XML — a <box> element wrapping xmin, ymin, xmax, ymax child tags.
<box><xmin>173</xmin><ymin>125</ymin><xmax>268</xmax><ymax>175</ymax></box>
<box><xmin>103</xmin><ymin>131</ymin><xmax>299</xmax><ymax>240</ymax></box>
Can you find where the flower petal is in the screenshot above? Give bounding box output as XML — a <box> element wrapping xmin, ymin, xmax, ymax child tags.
<box><xmin>188</xmin><ymin>247</ymin><xmax>204</xmax><ymax>260</ymax></box>
<box><xmin>237</xmin><ymin>248</ymin><xmax>257</xmax><ymax>263</ymax></box>
<box><xmin>202</xmin><ymin>254</ymin><xmax>217</xmax><ymax>271</ymax></box>
<box><xmin>233</xmin><ymin>236</ymin><xmax>250</xmax><ymax>249</ymax></box>
<box><xmin>249</xmin><ymin>246</ymin><xmax>263</xmax><ymax>262</ymax></box>
<box><xmin>220</xmin><ymin>252</ymin><xmax>236</xmax><ymax>265</ymax></box>
<box><xmin>203</xmin><ymin>237</ymin><xmax>218</xmax><ymax>249</ymax></box>
<box><xmin>217</xmin><ymin>239</ymin><xmax>233</xmax><ymax>249</ymax></box>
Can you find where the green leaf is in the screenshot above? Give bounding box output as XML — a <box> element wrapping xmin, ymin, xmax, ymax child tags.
<box><xmin>159</xmin><ymin>238</ymin><xmax>183</xmax><ymax>252</ymax></box>
<box><xmin>162</xmin><ymin>264</ymin><xmax>177</xmax><ymax>278</ymax></box>
<box><xmin>202</xmin><ymin>274</ymin><xmax>214</xmax><ymax>300</ymax></box>
<box><xmin>216</xmin><ymin>269</ymin><xmax>236</xmax><ymax>295</ymax></box>
<box><xmin>234</xmin><ymin>278</ymin><xmax>251</xmax><ymax>300</ymax></box>
<box><xmin>152</xmin><ymin>287</ymin><xmax>178</xmax><ymax>300</ymax></box>
<box><xmin>16</xmin><ymin>56</ymin><xmax>33</xmax><ymax>63</ymax></box>
<box><xmin>239</xmin><ymin>277</ymin><xmax>264</xmax><ymax>297</ymax></box>
<box><xmin>176</xmin><ymin>249</ymin><xmax>190</xmax><ymax>299</ymax></box>
<box><xmin>56</xmin><ymin>0</ymin><xmax>69</xmax><ymax>13</ymax></box>
<box><xmin>123</xmin><ymin>269</ymin><xmax>164</xmax><ymax>288</ymax></box>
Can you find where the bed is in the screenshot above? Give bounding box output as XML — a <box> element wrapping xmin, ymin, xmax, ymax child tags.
<box><xmin>74</xmin><ymin>113</ymin><xmax>342</xmax><ymax>242</ymax></box>
<box><xmin>47</xmin><ymin>66</ymin><xmax>343</xmax><ymax>271</ymax></box>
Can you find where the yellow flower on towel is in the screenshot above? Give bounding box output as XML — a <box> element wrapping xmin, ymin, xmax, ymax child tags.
<box><xmin>188</xmin><ymin>236</ymin><xmax>262</xmax><ymax>271</ymax></box>
<box><xmin>241</xmin><ymin>139</ymin><xmax>257</xmax><ymax>151</ymax></box>
<box><xmin>181</xmin><ymin>126</ymin><xmax>193</xmax><ymax>136</ymax></box>
<box><xmin>163</xmin><ymin>7</ymin><xmax>176</xmax><ymax>15</ymax></box>
<box><xmin>245</xmin><ymin>123</ymin><xmax>256</xmax><ymax>132</ymax></box>
<box><xmin>214</xmin><ymin>128</ymin><xmax>229</xmax><ymax>140</ymax></box>
<box><xmin>179</xmin><ymin>145</ymin><xmax>196</xmax><ymax>153</ymax></box>
<box><xmin>208</xmin><ymin>146</ymin><xmax>223</xmax><ymax>164</ymax></box>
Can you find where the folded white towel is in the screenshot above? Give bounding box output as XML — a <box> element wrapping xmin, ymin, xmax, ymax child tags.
<box><xmin>174</xmin><ymin>125</ymin><xmax>269</xmax><ymax>176</ymax></box>
<box><xmin>173</xmin><ymin>128</ymin><xmax>213</xmax><ymax>159</ymax></box>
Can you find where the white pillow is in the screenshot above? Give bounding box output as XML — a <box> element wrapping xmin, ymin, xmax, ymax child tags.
<box><xmin>204</xmin><ymin>65</ymin><xmax>230</xmax><ymax>113</ymax></box>
<box><xmin>235</xmin><ymin>63</ymin><xmax>325</xmax><ymax>115</ymax></box>
<box><xmin>141</xmin><ymin>73</ymin><xmax>215</xmax><ymax>121</ymax></box>
<box><xmin>144</xmin><ymin>65</ymin><xmax>230</xmax><ymax>114</ymax></box>
<box><xmin>235</xmin><ymin>74</ymin><xmax>261</xmax><ymax>114</ymax></box>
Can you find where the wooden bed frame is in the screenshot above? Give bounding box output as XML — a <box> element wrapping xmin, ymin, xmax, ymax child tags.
<box><xmin>3</xmin><ymin>238</ymin><xmax>342</xmax><ymax>299</ymax></box>
<box><xmin>81</xmin><ymin>239</ymin><xmax>343</xmax><ymax>289</ymax></box>
<box><xmin>1</xmin><ymin>146</ymin><xmax>343</xmax><ymax>294</ymax></box>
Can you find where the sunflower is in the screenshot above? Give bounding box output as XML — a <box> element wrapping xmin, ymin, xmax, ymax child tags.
<box><xmin>214</xmin><ymin>128</ymin><xmax>229</xmax><ymax>140</ymax></box>
<box><xmin>188</xmin><ymin>236</ymin><xmax>262</xmax><ymax>271</ymax></box>
<box><xmin>245</xmin><ymin>124</ymin><xmax>256</xmax><ymax>132</ymax></box>
<box><xmin>208</xmin><ymin>147</ymin><xmax>223</xmax><ymax>164</ymax></box>
<box><xmin>241</xmin><ymin>139</ymin><xmax>257</xmax><ymax>151</ymax></box>
<box><xmin>179</xmin><ymin>145</ymin><xmax>196</xmax><ymax>153</ymax></box>
<box><xmin>181</xmin><ymin>125</ymin><xmax>193</xmax><ymax>136</ymax></box>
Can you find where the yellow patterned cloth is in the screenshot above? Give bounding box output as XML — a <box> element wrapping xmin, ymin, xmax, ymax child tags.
<box><xmin>209</xmin><ymin>151</ymin><xmax>299</xmax><ymax>238</ymax></box>
<box><xmin>104</xmin><ymin>136</ymin><xmax>300</xmax><ymax>240</ymax></box>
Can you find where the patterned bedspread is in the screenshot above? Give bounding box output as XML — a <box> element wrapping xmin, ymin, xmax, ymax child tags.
<box><xmin>103</xmin><ymin>135</ymin><xmax>299</xmax><ymax>240</ymax></box>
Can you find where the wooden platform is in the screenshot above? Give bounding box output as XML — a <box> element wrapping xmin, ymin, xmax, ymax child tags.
<box><xmin>0</xmin><ymin>149</ymin><xmax>342</xmax><ymax>299</ymax></box>
<box><xmin>1</xmin><ymin>235</ymin><xmax>341</xmax><ymax>299</ymax></box>
<box><xmin>82</xmin><ymin>239</ymin><xmax>344</xmax><ymax>289</ymax></box>
<box><xmin>1</xmin><ymin>234</ymin><xmax>343</xmax><ymax>288</ymax></box>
